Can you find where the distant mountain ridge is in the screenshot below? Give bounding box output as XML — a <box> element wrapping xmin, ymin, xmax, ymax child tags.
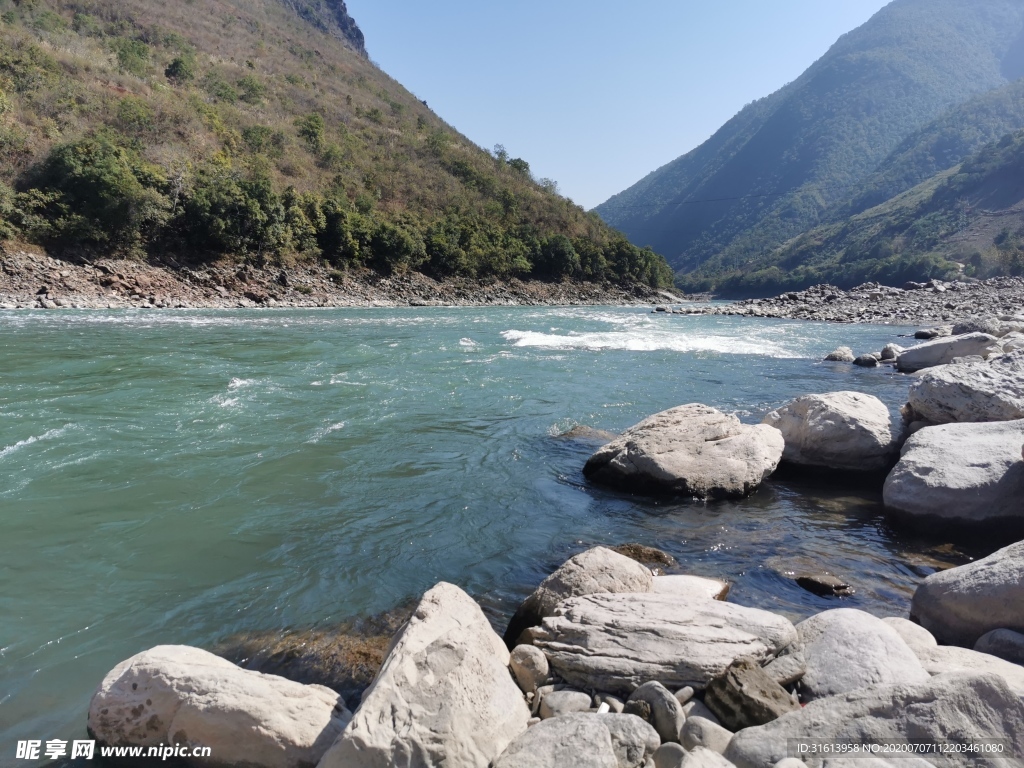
<box><xmin>595</xmin><ymin>0</ymin><xmax>1024</xmax><ymax>293</ymax></box>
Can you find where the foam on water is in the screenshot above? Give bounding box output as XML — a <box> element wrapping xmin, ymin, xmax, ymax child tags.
<box><xmin>500</xmin><ymin>328</ymin><xmax>804</xmax><ymax>357</ymax></box>
<box><xmin>0</xmin><ymin>426</ymin><xmax>71</xmax><ymax>461</ymax></box>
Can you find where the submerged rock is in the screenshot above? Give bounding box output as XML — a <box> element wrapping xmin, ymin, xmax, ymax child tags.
<box><xmin>763</xmin><ymin>392</ymin><xmax>895</xmax><ymax>472</ymax></box>
<box><xmin>795</xmin><ymin>572</ymin><xmax>854</xmax><ymax>597</ymax></box>
<box><xmin>883</xmin><ymin>420</ymin><xmax>1024</xmax><ymax>526</ymax></box>
<box><xmin>907</xmin><ymin>351</ymin><xmax>1024</xmax><ymax>424</ymax></box>
<box><xmin>213</xmin><ymin>604</ymin><xmax>411</xmax><ymax>707</ymax></box>
<box><xmin>87</xmin><ymin>645</ymin><xmax>350</xmax><ymax>768</ymax></box>
<box><xmin>584</xmin><ymin>404</ymin><xmax>784</xmax><ymax>499</ymax></box>
<box><xmin>911</xmin><ymin>541</ymin><xmax>1024</xmax><ymax>647</ymax></box>
<box><xmin>612</xmin><ymin>542</ymin><xmax>677</xmax><ymax>570</ymax></box>
<box><xmin>533</xmin><ymin>592</ymin><xmax>798</xmax><ymax>694</ymax></box>
<box><xmin>503</xmin><ymin>546</ymin><xmax>654</xmax><ymax>646</ymax></box>
<box><xmin>319</xmin><ymin>582</ymin><xmax>529</xmax><ymax>768</ymax></box>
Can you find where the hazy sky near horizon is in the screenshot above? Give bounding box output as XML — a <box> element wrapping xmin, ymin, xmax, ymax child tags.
<box><xmin>345</xmin><ymin>0</ymin><xmax>892</xmax><ymax>210</ymax></box>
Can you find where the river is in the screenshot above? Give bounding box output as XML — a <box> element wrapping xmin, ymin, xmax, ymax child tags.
<box><xmin>0</xmin><ymin>306</ymin><xmax>994</xmax><ymax>753</ymax></box>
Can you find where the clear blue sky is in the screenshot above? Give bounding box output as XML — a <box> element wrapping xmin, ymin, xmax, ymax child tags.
<box><xmin>345</xmin><ymin>0</ymin><xmax>892</xmax><ymax>209</ymax></box>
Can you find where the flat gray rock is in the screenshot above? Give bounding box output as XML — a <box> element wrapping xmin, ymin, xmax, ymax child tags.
<box><xmin>882</xmin><ymin>420</ymin><xmax>1024</xmax><ymax>525</ymax></box>
<box><xmin>725</xmin><ymin>673</ymin><xmax>1024</xmax><ymax>768</ymax></box>
<box><xmin>534</xmin><ymin>592</ymin><xmax>797</xmax><ymax>694</ymax></box>
<box><xmin>584</xmin><ymin>404</ymin><xmax>784</xmax><ymax>499</ymax></box>
<box><xmin>797</xmin><ymin>609</ymin><xmax>928</xmax><ymax>701</ymax></box>
<box><xmin>911</xmin><ymin>541</ymin><xmax>1024</xmax><ymax>647</ymax></box>
<box><xmin>908</xmin><ymin>351</ymin><xmax>1024</xmax><ymax>424</ymax></box>
<box><xmin>504</xmin><ymin>546</ymin><xmax>653</xmax><ymax>646</ymax></box>
<box><xmin>896</xmin><ymin>333</ymin><xmax>999</xmax><ymax>373</ymax></box>
<box><xmin>763</xmin><ymin>392</ymin><xmax>895</xmax><ymax>472</ymax></box>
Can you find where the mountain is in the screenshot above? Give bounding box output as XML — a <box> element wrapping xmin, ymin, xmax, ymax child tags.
<box><xmin>721</xmin><ymin>127</ymin><xmax>1024</xmax><ymax>295</ymax></box>
<box><xmin>279</xmin><ymin>0</ymin><xmax>366</xmax><ymax>56</ymax></box>
<box><xmin>594</xmin><ymin>0</ymin><xmax>1024</xmax><ymax>291</ymax></box>
<box><xmin>0</xmin><ymin>0</ymin><xmax>672</xmax><ymax>288</ymax></box>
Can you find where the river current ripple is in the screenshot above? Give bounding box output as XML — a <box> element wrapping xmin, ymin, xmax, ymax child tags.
<box><xmin>0</xmin><ymin>307</ymin><xmax>994</xmax><ymax>750</ymax></box>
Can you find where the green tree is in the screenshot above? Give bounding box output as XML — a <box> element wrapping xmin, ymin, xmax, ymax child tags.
<box><xmin>28</xmin><ymin>134</ymin><xmax>169</xmax><ymax>252</ymax></box>
<box><xmin>295</xmin><ymin>113</ymin><xmax>326</xmax><ymax>152</ymax></box>
<box><xmin>164</xmin><ymin>55</ymin><xmax>196</xmax><ymax>84</ymax></box>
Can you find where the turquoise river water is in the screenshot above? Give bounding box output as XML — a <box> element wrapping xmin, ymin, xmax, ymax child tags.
<box><xmin>0</xmin><ymin>307</ymin><xmax>1000</xmax><ymax>756</ymax></box>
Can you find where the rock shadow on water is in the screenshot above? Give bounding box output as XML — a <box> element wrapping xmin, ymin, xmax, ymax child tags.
<box><xmin>210</xmin><ymin>602</ymin><xmax>415</xmax><ymax>709</ymax></box>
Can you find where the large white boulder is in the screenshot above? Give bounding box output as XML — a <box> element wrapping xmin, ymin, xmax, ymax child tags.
<box><xmin>492</xmin><ymin>713</ymin><xmax>660</xmax><ymax>768</ymax></box>
<box><xmin>911</xmin><ymin>541</ymin><xmax>1024</xmax><ymax>647</ymax></box>
<box><xmin>796</xmin><ymin>609</ymin><xmax>929</xmax><ymax>701</ymax></box>
<box><xmin>907</xmin><ymin>352</ymin><xmax>1024</xmax><ymax>424</ymax></box>
<box><xmin>584</xmin><ymin>404</ymin><xmax>784</xmax><ymax>499</ymax></box>
<box><xmin>319</xmin><ymin>582</ymin><xmax>530</xmax><ymax>768</ymax></box>
<box><xmin>895</xmin><ymin>333</ymin><xmax>1000</xmax><ymax>373</ymax></box>
<box><xmin>503</xmin><ymin>547</ymin><xmax>654</xmax><ymax>645</ymax></box>
<box><xmin>762</xmin><ymin>392</ymin><xmax>895</xmax><ymax>472</ymax></box>
<box><xmin>725</xmin><ymin>673</ymin><xmax>1024</xmax><ymax>768</ymax></box>
<box><xmin>914</xmin><ymin>644</ymin><xmax>1024</xmax><ymax>697</ymax></box>
<box><xmin>533</xmin><ymin>593</ymin><xmax>798</xmax><ymax>695</ymax></box>
<box><xmin>882</xmin><ymin>420</ymin><xmax>1024</xmax><ymax>525</ymax></box>
<box><xmin>87</xmin><ymin>645</ymin><xmax>349</xmax><ymax>768</ymax></box>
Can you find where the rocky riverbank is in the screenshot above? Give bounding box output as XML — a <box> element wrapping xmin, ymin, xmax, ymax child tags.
<box><xmin>0</xmin><ymin>246</ymin><xmax>670</xmax><ymax>310</ymax></box>
<box><xmin>665</xmin><ymin>277</ymin><xmax>1024</xmax><ymax>324</ymax></box>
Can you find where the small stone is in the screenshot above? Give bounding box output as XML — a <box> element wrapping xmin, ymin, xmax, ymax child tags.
<box><xmin>596</xmin><ymin>693</ymin><xmax>625</xmax><ymax>713</ymax></box>
<box><xmin>653</xmin><ymin>742</ymin><xmax>687</xmax><ymax>768</ymax></box>
<box><xmin>539</xmin><ymin>689</ymin><xmax>592</xmax><ymax>719</ymax></box>
<box><xmin>682</xmin><ymin>699</ymin><xmax>721</xmax><ymax>726</ymax></box>
<box><xmin>681</xmin><ymin>716</ymin><xmax>734</xmax><ymax>754</ymax></box>
<box><xmin>624</xmin><ymin>698</ymin><xmax>652</xmax><ymax>722</ymax></box>
<box><xmin>674</xmin><ymin>686</ymin><xmax>695</xmax><ymax>706</ymax></box>
<box><xmin>773</xmin><ymin>760</ymin><xmax>808</xmax><ymax>768</ymax></box>
<box><xmin>761</xmin><ymin>650</ymin><xmax>806</xmax><ymax>687</ymax></box>
<box><xmin>511</xmin><ymin>645</ymin><xmax>549</xmax><ymax>695</ymax></box>
<box><xmin>627</xmin><ymin>681</ymin><xmax>685</xmax><ymax>744</ymax></box>
<box><xmin>975</xmin><ymin>628</ymin><xmax>1024</xmax><ymax>665</ymax></box>
<box><xmin>704</xmin><ymin>658</ymin><xmax>800</xmax><ymax>731</ymax></box>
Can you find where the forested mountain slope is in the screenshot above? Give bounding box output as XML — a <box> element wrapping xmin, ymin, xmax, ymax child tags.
<box><xmin>712</xmin><ymin>128</ymin><xmax>1024</xmax><ymax>296</ymax></box>
<box><xmin>595</xmin><ymin>0</ymin><xmax>1024</xmax><ymax>290</ymax></box>
<box><xmin>0</xmin><ymin>0</ymin><xmax>672</xmax><ymax>288</ymax></box>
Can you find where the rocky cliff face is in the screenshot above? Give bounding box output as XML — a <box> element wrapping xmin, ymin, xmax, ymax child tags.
<box><xmin>279</xmin><ymin>0</ymin><xmax>367</xmax><ymax>56</ymax></box>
